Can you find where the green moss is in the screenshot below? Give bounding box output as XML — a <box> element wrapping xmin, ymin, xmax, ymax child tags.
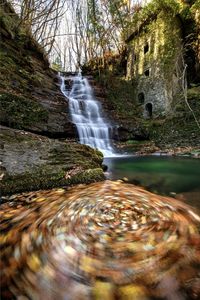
<box><xmin>129</xmin><ymin>9</ymin><xmax>182</xmax><ymax>79</ymax></box>
<box><xmin>0</xmin><ymin>51</ymin><xmax>16</xmax><ymax>67</ymax></box>
<box><xmin>191</xmin><ymin>0</ymin><xmax>200</xmax><ymax>13</ymax></box>
<box><xmin>48</xmin><ymin>143</ymin><xmax>103</xmax><ymax>171</ymax></box>
<box><xmin>29</xmin><ymin>72</ymin><xmax>47</xmax><ymax>87</ymax></box>
<box><xmin>127</xmin><ymin>0</ymin><xmax>196</xmax><ymax>37</ymax></box>
<box><xmin>172</xmin><ymin>86</ymin><xmax>200</xmax><ymax>116</ymax></box>
<box><xmin>94</xmin><ymin>71</ymin><xmax>141</xmax><ymax>120</ymax></box>
<box><xmin>0</xmin><ymin>93</ymin><xmax>48</xmax><ymax>129</ymax></box>
<box><xmin>0</xmin><ymin>1</ymin><xmax>50</xmax><ymax>94</ymax></box>
<box><xmin>148</xmin><ymin>115</ymin><xmax>200</xmax><ymax>148</ymax></box>
<box><xmin>0</xmin><ymin>10</ymin><xmax>17</xmax><ymax>39</ymax></box>
<box><xmin>187</xmin><ymin>86</ymin><xmax>200</xmax><ymax>101</ymax></box>
<box><xmin>0</xmin><ymin>125</ymin><xmax>105</xmax><ymax>195</ymax></box>
<box><xmin>0</xmin><ymin>167</ymin><xmax>105</xmax><ymax>195</ymax></box>
<box><xmin>126</xmin><ymin>0</ymin><xmax>180</xmax><ymax>38</ymax></box>
<box><xmin>126</xmin><ymin>140</ymin><xmax>144</xmax><ymax>145</ymax></box>
<box><xmin>67</xmin><ymin>168</ymin><xmax>105</xmax><ymax>185</ymax></box>
<box><xmin>126</xmin><ymin>0</ymin><xmax>197</xmax><ymax>78</ymax></box>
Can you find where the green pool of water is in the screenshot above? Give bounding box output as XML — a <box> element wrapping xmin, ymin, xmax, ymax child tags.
<box><xmin>104</xmin><ymin>155</ymin><xmax>200</xmax><ymax>208</ymax></box>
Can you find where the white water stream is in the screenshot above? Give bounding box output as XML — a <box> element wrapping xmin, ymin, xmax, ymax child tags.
<box><xmin>60</xmin><ymin>73</ymin><xmax>116</xmax><ymax>157</ymax></box>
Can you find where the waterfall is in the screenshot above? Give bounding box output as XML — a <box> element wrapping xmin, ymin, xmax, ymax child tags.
<box><xmin>60</xmin><ymin>73</ymin><xmax>115</xmax><ymax>157</ymax></box>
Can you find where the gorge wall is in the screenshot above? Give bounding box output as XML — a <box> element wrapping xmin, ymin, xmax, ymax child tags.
<box><xmin>0</xmin><ymin>1</ymin><xmax>105</xmax><ymax>195</ymax></box>
<box><xmin>0</xmin><ymin>2</ymin><xmax>76</xmax><ymax>138</ymax></box>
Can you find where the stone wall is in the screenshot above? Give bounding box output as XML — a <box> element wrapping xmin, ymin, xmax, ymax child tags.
<box><xmin>126</xmin><ymin>10</ymin><xmax>183</xmax><ymax>118</ymax></box>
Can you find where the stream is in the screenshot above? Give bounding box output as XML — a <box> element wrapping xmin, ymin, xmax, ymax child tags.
<box><xmin>104</xmin><ymin>155</ymin><xmax>200</xmax><ymax>210</ymax></box>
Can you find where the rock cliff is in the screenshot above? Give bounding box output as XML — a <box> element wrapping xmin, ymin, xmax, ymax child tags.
<box><xmin>0</xmin><ymin>2</ymin><xmax>104</xmax><ymax>195</ymax></box>
<box><xmin>0</xmin><ymin>1</ymin><xmax>76</xmax><ymax>138</ymax></box>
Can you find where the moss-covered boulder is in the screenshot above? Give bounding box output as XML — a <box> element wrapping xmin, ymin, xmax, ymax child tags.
<box><xmin>0</xmin><ymin>126</ymin><xmax>105</xmax><ymax>195</ymax></box>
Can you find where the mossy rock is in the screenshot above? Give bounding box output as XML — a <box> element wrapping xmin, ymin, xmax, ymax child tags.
<box><xmin>0</xmin><ymin>51</ymin><xmax>16</xmax><ymax>69</ymax></box>
<box><xmin>0</xmin><ymin>126</ymin><xmax>105</xmax><ymax>195</ymax></box>
<box><xmin>93</xmin><ymin>71</ymin><xmax>141</xmax><ymax>120</ymax></box>
<box><xmin>0</xmin><ymin>93</ymin><xmax>48</xmax><ymax>129</ymax></box>
<box><xmin>0</xmin><ymin>168</ymin><xmax>104</xmax><ymax>195</ymax></box>
<box><xmin>148</xmin><ymin>115</ymin><xmax>200</xmax><ymax>148</ymax></box>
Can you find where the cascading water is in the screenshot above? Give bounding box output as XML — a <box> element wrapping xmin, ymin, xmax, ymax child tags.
<box><xmin>60</xmin><ymin>73</ymin><xmax>116</xmax><ymax>157</ymax></box>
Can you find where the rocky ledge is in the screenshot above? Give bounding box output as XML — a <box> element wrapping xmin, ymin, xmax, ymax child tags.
<box><xmin>116</xmin><ymin>140</ymin><xmax>200</xmax><ymax>158</ymax></box>
<box><xmin>0</xmin><ymin>126</ymin><xmax>105</xmax><ymax>195</ymax></box>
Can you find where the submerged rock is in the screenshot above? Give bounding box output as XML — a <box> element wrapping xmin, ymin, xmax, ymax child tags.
<box><xmin>0</xmin><ymin>126</ymin><xmax>104</xmax><ymax>195</ymax></box>
<box><xmin>1</xmin><ymin>180</ymin><xmax>200</xmax><ymax>299</ymax></box>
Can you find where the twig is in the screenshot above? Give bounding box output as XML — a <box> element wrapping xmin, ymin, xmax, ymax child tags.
<box><xmin>182</xmin><ymin>63</ymin><xmax>200</xmax><ymax>130</ymax></box>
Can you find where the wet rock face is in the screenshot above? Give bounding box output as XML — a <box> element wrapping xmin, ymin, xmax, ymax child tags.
<box><xmin>35</xmin><ymin>90</ymin><xmax>78</xmax><ymax>138</ymax></box>
<box><xmin>0</xmin><ymin>77</ymin><xmax>77</xmax><ymax>138</ymax></box>
<box><xmin>88</xmin><ymin>78</ymin><xmax>149</xmax><ymax>142</ymax></box>
<box><xmin>0</xmin><ymin>126</ymin><xmax>104</xmax><ymax>195</ymax></box>
<box><xmin>117</xmin><ymin>124</ymin><xmax>149</xmax><ymax>141</ymax></box>
<box><xmin>1</xmin><ymin>180</ymin><xmax>200</xmax><ymax>299</ymax></box>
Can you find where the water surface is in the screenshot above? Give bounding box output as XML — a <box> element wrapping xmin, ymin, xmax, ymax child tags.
<box><xmin>104</xmin><ymin>155</ymin><xmax>200</xmax><ymax>209</ymax></box>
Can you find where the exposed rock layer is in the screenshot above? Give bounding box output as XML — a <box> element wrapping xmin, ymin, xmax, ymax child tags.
<box><xmin>0</xmin><ymin>2</ymin><xmax>76</xmax><ymax>138</ymax></box>
<box><xmin>0</xmin><ymin>126</ymin><xmax>104</xmax><ymax>195</ymax></box>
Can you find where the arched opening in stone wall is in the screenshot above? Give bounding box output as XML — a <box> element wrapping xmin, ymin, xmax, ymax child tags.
<box><xmin>145</xmin><ymin>103</ymin><xmax>153</xmax><ymax>118</ymax></box>
<box><xmin>144</xmin><ymin>43</ymin><xmax>149</xmax><ymax>54</ymax></box>
<box><xmin>138</xmin><ymin>92</ymin><xmax>145</xmax><ymax>104</ymax></box>
<box><xmin>144</xmin><ymin>69</ymin><xmax>150</xmax><ymax>76</ymax></box>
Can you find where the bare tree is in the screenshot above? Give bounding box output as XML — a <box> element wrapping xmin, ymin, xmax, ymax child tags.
<box><xmin>6</xmin><ymin>0</ymin><xmax>150</xmax><ymax>70</ymax></box>
<box><xmin>9</xmin><ymin>0</ymin><xmax>67</xmax><ymax>54</ymax></box>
